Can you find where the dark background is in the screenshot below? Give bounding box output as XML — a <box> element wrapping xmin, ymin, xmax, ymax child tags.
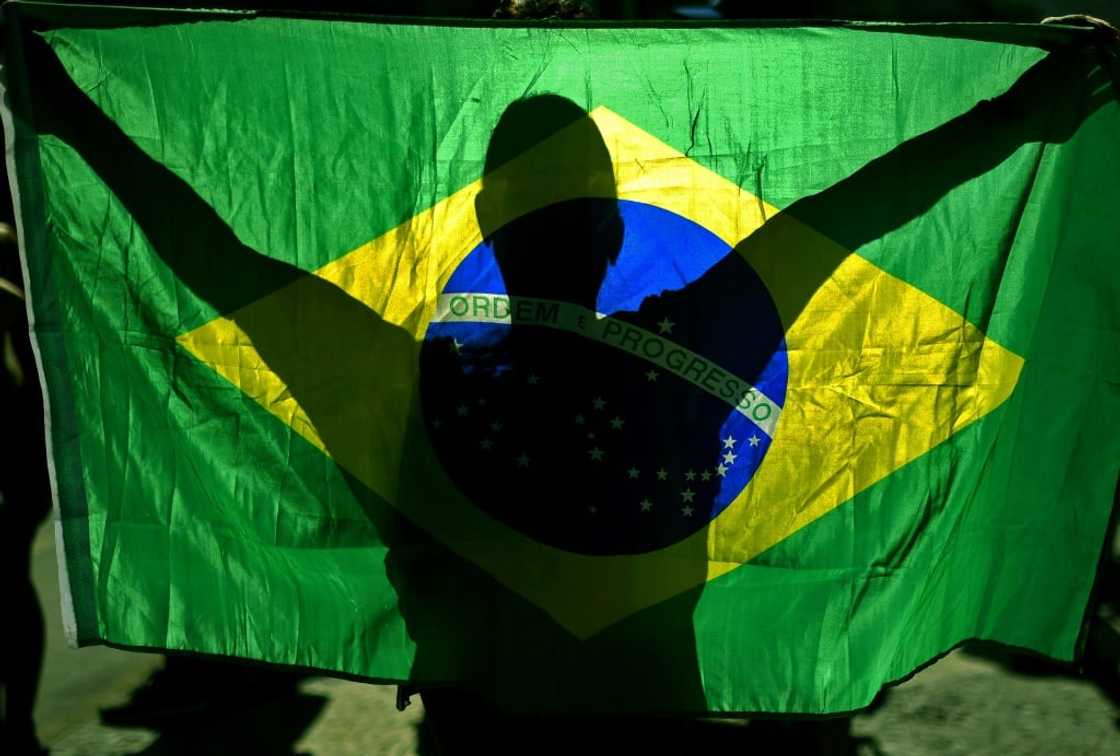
<box><xmin>6</xmin><ymin>0</ymin><xmax>1118</xmax><ymax>22</ymax></box>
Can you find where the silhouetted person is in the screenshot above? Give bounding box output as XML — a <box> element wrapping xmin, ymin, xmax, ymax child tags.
<box><xmin>0</xmin><ymin>222</ymin><xmax>51</xmax><ymax>755</ymax></box>
<box><xmin>419</xmin><ymin>94</ymin><xmax>787</xmax><ymax>555</ymax></box>
<box><xmin>21</xmin><ymin>16</ymin><xmax>1117</xmax><ymax>756</ymax></box>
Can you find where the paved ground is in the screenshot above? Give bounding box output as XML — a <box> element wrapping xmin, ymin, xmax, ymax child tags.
<box><xmin>28</xmin><ymin>524</ymin><xmax>1120</xmax><ymax>755</ymax></box>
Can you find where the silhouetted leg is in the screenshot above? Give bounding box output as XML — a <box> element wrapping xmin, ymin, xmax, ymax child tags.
<box><xmin>0</xmin><ymin>502</ymin><xmax>47</xmax><ymax>754</ymax></box>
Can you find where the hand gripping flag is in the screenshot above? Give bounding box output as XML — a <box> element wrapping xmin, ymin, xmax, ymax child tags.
<box><xmin>3</xmin><ymin>4</ymin><xmax>1118</xmax><ymax>714</ymax></box>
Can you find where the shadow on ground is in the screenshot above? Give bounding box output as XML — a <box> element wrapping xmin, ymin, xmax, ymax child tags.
<box><xmin>133</xmin><ymin>692</ymin><xmax>327</xmax><ymax>756</ymax></box>
<box><xmin>98</xmin><ymin>660</ymin><xmax>883</xmax><ymax>756</ymax></box>
<box><xmin>417</xmin><ymin>714</ymin><xmax>879</xmax><ymax>756</ymax></box>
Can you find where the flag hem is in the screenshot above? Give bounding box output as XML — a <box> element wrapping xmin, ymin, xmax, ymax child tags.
<box><xmin>1</xmin><ymin>0</ymin><xmax>1103</xmax><ymax>50</ymax></box>
<box><xmin>0</xmin><ymin>13</ymin><xmax>90</xmax><ymax>647</ymax></box>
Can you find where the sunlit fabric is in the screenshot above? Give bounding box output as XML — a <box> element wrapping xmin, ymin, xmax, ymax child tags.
<box><xmin>3</xmin><ymin>3</ymin><xmax>1118</xmax><ymax>714</ymax></box>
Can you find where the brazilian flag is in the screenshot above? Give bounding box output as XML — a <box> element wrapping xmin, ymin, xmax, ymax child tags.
<box><xmin>3</xmin><ymin>3</ymin><xmax>1118</xmax><ymax>714</ymax></box>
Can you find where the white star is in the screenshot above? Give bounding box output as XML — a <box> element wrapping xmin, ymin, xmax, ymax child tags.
<box><xmin>700</xmin><ymin>470</ymin><xmax>712</xmax><ymax>482</ymax></box>
<box><xmin>681</xmin><ymin>505</ymin><xmax>694</xmax><ymax>517</ymax></box>
<box><xmin>656</xmin><ymin>468</ymin><xmax>668</xmax><ymax>481</ymax></box>
<box><xmin>477</xmin><ymin>397</ymin><xmax>487</xmax><ymax>407</ymax></box>
<box><xmin>657</xmin><ymin>317</ymin><xmax>675</xmax><ymax>335</ymax></box>
<box><xmin>456</xmin><ymin>404</ymin><xmax>469</xmax><ymax>417</ymax></box>
<box><xmin>645</xmin><ymin>369</ymin><xmax>660</xmax><ymax>382</ymax></box>
<box><xmin>722</xmin><ymin>435</ymin><xmax>737</xmax><ymax>449</ymax></box>
<box><xmin>684</xmin><ymin>469</ymin><xmax>696</xmax><ymax>481</ymax></box>
<box><xmin>681</xmin><ymin>488</ymin><xmax>695</xmax><ymax>503</ymax></box>
<box><xmin>516</xmin><ymin>453</ymin><xmax>530</xmax><ymax>468</ymax></box>
<box><xmin>610</xmin><ymin>417</ymin><xmax>624</xmax><ymax>430</ymax></box>
<box><xmin>640</xmin><ymin>498</ymin><xmax>653</xmax><ymax>512</ymax></box>
<box><xmin>716</xmin><ymin>464</ymin><xmax>729</xmax><ymax>478</ymax></box>
<box><xmin>574</xmin><ymin>414</ymin><xmax>586</xmax><ymax>425</ymax></box>
<box><xmin>479</xmin><ymin>438</ymin><xmax>494</xmax><ymax>451</ymax></box>
<box><xmin>592</xmin><ymin>396</ymin><xmax>606</xmax><ymax>411</ymax></box>
<box><xmin>588</xmin><ymin>505</ymin><xmax>598</xmax><ymax>515</ymax></box>
<box><xmin>627</xmin><ymin>467</ymin><xmax>640</xmax><ymax>479</ymax></box>
<box><xmin>431</xmin><ymin>418</ymin><xmax>443</xmax><ymax>429</ymax></box>
<box><xmin>490</xmin><ymin>421</ymin><xmax>503</xmax><ymax>432</ymax></box>
<box><xmin>587</xmin><ymin>432</ymin><xmax>596</xmax><ymax>440</ymax></box>
<box><xmin>589</xmin><ymin>447</ymin><xmax>604</xmax><ymax>462</ymax></box>
<box><xmin>749</xmin><ymin>435</ymin><xmax>761</xmax><ymax>447</ymax></box>
<box><xmin>452</xmin><ymin>338</ymin><xmax>464</xmax><ymax>354</ymax></box>
<box><xmin>527</xmin><ymin>373</ymin><xmax>540</xmax><ymax>385</ymax></box>
<box><xmin>723</xmin><ymin>450</ymin><xmax>738</xmax><ymax>465</ymax></box>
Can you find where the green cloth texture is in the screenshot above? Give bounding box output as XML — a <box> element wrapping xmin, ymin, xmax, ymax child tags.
<box><xmin>2</xmin><ymin>2</ymin><xmax>1118</xmax><ymax>714</ymax></box>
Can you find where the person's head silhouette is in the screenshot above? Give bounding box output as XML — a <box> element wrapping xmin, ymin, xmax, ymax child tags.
<box><xmin>475</xmin><ymin>95</ymin><xmax>622</xmax><ymax>311</ymax></box>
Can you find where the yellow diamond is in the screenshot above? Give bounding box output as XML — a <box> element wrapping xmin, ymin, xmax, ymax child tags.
<box><xmin>179</xmin><ymin>107</ymin><xmax>1022</xmax><ymax>638</ymax></box>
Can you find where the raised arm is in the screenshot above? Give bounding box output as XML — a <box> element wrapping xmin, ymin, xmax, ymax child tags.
<box><xmin>26</xmin><ymin>35</ymin><xmax>419</xmax><ymax>487</ymax></box>
<box><xmin>714</xmin><ymin>39</ymin><xmax>1118</xmax><ymax>329</ymax></box>
<box><xmin>27</xmin><ymin>34</ymin><xmax>303</xmax><ymax>315</ymax></box>
<box><xmin>784</xmin><ymin>42</ymin><xmax>1115</xmax><ymax>254</ymax></box>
